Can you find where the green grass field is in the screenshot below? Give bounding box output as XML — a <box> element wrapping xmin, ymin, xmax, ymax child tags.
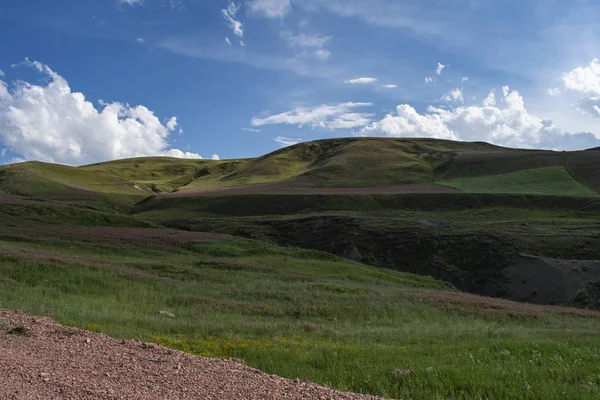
<box><xmin>439</xmin><ymin>166</ymin><xmax>599</xmax><ymax>197</ymax></box>
<box><xmin>2</xmin><ymin>225</ymin><xmax>600</xmax><ymax>400</ymax></box>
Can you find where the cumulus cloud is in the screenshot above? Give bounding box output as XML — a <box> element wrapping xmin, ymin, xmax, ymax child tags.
<box><xmin>0</xmin><ymin>59</ymin><xmax>207</xmax><ymax>165</ymax></box>
<box><xmin>563</xmin><ymin>58</ymin><xmax>600</xmax><ymax>96</ymax></box>
<box><xmin>274</xmin><ymin>136</ymin><xmax>303</xmax><ymax>147</ymax></box>
<box><xmin>166</xmin><ymin>116</ymin><xmax>179</xmax><ymax>131</ymax></box>
<box><xmin>425</xmin><ymin>77</ymin><xmax>434</xmax><ymax>84</ymax></box>
<box><xmin>441</xmin><ymin>88</ymin><xmax>464</xmax><ymax>103</ymax></box>
<box><xmin>249</xmin><ymin>0</ymin><xmax>291</xmax><ymax>18</ymax></box>
<box><xmin>561</xmin><ymin>59</ymin><xmax>600</xmax><ymax>119</ymax></box>
<box><xmin>436</xmin><ymin>63</ymin><xmax>447</xmax><ymax>75</ymax></box>
<box><xmin>251</xmin><ymin>102</ymin><xmax>374</xmax><ymax>130</ymax></box>
<box><xmin>211</xmin><ymin>154</ymin><xmax>220</xmax><ymax>160</ymax></box>
<box><xmin>134</xmin><ymin>37</ymin><xmax>146</xmax><ymax>44</ymax></box>
<box><xmin>345</xmin><ymin>77</ymin><xmax>378</xmax><ymax>85</ymax></box>
<box><xmin>361</xmin><ymin>86</ymin><xmax>600</xmax><ymax>151</ymax></box>
<box><xmin>164</xmin><ymin>149</ymin><xmax>202</xmax><ymax>159</ymax></box>
<box><xmin>462</xmin><ymin>77</ymin><xmax>469</xmax><ymax>82</ymax></box>
<box><xmin>222</xmin><ymin>2</ymin><xmax>244</xmax><ymax>38</ymax></box>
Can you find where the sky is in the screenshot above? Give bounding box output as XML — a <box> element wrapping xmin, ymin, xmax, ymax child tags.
<box><xmin>2</xmin><ymin>0</ymin><xmax>600</xmax><ymax>165</ymax></box>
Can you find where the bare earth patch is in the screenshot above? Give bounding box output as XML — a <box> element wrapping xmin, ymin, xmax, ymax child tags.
<box><xmin>0</xmin><ymin>310</ymin><xmax>383</xmax><ymax>400</ymax></box>
<box><xmin>170</xmin><ymin>183</ymin><xmax>458</xmax><ymax>197</ymax></box>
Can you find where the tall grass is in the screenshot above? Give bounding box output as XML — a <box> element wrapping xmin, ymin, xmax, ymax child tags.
<box><xmin>1</xmin><ymin>237</ymin><xmax>600</xmax><ymax>399</ymax></box>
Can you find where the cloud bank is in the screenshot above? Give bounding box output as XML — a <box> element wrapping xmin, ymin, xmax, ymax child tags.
<box><xmin>0</xmin><ymin>59</ymin><xmax>210</xmax><ymax>165</ymax></box>
<box><xmin>361</xmin><ymin>86</ymin><xmax>600</xmax><ymax>150</ymax></box>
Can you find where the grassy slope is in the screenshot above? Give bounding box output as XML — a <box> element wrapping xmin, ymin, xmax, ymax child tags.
<box><xmin>1</xmin><ymin>214</ymin><xmax>600</xmax><ymax>399</ymax></box>
<box><xmin>2</xmin><ymin>138</ymin><xmax>600</xmax><ymax>200</ymax></box>
<box><xmin>439</xmin><ymin>166</ymin><xmax>599</xmax><ymax>197</ymax></box>
<box><xmin>184</xmin><ymin>138</ymin><xmax>505</xmax><ymax>189</ymax></box>
<box><xmin>133</xmin><ymin>193</ymin><xmax>600</xmax><ymax>309</ymax></box>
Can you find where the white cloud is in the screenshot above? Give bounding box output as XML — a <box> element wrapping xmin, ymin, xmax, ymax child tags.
<box><xmin>240</xmin><ymin>40</ymin><xmax>246</xmax><ymax>47</ymax></box>
<box><xmin>314</xmin><ymin>49</ymin><xmax>331</xmax><ymax>60</ymax></box>
<box><xmin>563</xmin><ymin>58</ymin><xmax>600</xmax><ymax>96</ymax></box>
<box><xmin>166</xmin><ymin>116</ymin><xmax>179</xmax><ymax>131</ymax></box>
<box><xmin>281</xmin><ymin>31</ymin><xmax>332</xmax><ymax>60</ymax></box>
<box><xmin>382</xmin><ymin>84</ymin><xmax>397</xmax><ymax>89</ymax></box>
<box><xmin>211</xmin><ymin>154</ymin><xmax>220</xmax><ymax>160</ymax></box>
<box><xmin>0</xmin><ymin>70</ymin><xmax>4</xmax><ymax>77</ymax></box>
<box><xmin>249</xmin><ymin>0</ymin><xmax>291</xmax><ymax>18</ymax></box>
<box><xmin>462</xmin><ymin>77</ymin><xmax>469</xmax><ymax>82</ymax></box>
<box><xmin>0</xmin><ymin>59</ymin><xmax>207</xmax><ymax>165</ymax></box>
<box><xmin>225</xmin><ymin>37</ymin><xmax>232</xmax><ymax>45</ymax></box>
<box><xmin>281</xmin><ymin>31</ymin><xmax>331</xmax><ymax>48</ymax></box>
<box><xmin>0</xmin><ymin>148</ymin><xmax>6</xmax><ymax>157</ymax></box>
<box><xmin>251</xmin><ymin>102</ymin><xmax>374</xmax><ymax>130</ymax></box>
<box><xmin>345</xmin><ymin>77</ymin><xmax>378</xmax><ymax>85</ymax></box>
<box><xmin>242</xmin><ymin>127</ymin><xmax>261</xmax><ymax>132</ymax></box>
<box><xmin>561</xmin><ymin>59</ymin><xmax>600</xmax><ymax>119</ymax></box>
<box><xmin>164</xmin><ymin>149</ymin><xmax>202</xmax><ymax>159</ymax></box>
<box><xmin>441</xmin><ymin>88</ymin><xmax>463</xmax><ymax>103</ymax></box>
<box><xmin>361</xmin><ymin>86</ymin><xmax>600</xmax><ymax>151</ymax></box>
<box><xmin>117</xmin><ymin>0</ymin><xmax>143</xmax><ymax>6</ymax></box>
<box><xmin>274</xmin><ymin>136</ymin><xmax>302</xmax><ymax>147</ymax></box>
<box><xmin>425</xmin><ymin>77</ymin><xmax>434</xmax><ymax>84</ymax></box>
<box><xmin>547</xmin><ymin>87</ymin><xmax>562</xmax><ymax>96</ymax></box>
<box><xmin>436</xmin><ymin>63</ymin><xmax>447</xmax><ymax>75</ymax></box>
<box><xmin>222</xmin><ymin>2</ymin><xmax>244</xmax><ymax>38</ymax></box>
<box><xmin>482</xmin><ymin>90</ymin><xmax>496</xmax><ymax>107</ymax></box>
<box><xmin>134</xmin><ymin>37</ymin><xmax>146</xmax><ymax>44</ymax></box>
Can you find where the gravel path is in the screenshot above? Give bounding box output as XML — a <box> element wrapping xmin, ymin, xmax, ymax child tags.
<box><xmin>0</xmin><ymin>310</ymin><xmax>383</xmax><ymax>400</ymax></box>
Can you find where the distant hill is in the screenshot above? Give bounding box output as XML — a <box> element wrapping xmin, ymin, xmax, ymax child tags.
<box><xmin>1</xmin><ymin>138</ymin><xmax>599</xmax><ymax>208</ymax></box>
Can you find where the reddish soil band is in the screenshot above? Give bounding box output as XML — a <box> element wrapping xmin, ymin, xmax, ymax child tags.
<box><xmin>169</xmin><ymin>184</ymin><xmax>458</xmax><ymax>197</ymax></box>
<box><xmin>0</xmin><ymin>310</ymin><xmax>383</xmax><ymax>400</ymax></box>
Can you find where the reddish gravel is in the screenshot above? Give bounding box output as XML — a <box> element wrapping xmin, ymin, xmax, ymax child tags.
<box><xmin>170</xmin><ymin>183</ymin><xmax>458</xmax><ymax>197</ymax></box>
<box><xmin>0</xmin><ymin>310</ymin><xmax>384</xmax><ymax>400</ymax></box>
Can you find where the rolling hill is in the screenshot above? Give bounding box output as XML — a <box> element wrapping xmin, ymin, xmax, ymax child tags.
<box><xmin>1</xmin><ymin>138</ymin><xmax>599</xmax><ymax>207</ymax></box>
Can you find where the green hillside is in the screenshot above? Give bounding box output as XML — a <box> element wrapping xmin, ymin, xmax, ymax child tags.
<box><xmin>439</xmin><ymin>166</ymin><xmax>599</xmax><ymax>197</ymax></box>
<box><xmin>1</xmin><ymin>208</ymin><xmax>600</xmax><ymax>400</ymax></box>
<box><xmin>181</xmin><ymin>138</ymin><xmax>505</xmax><ymax>190</ymax></box>
<box><xmin>2</xmin><ymin>138</ymin><xmax>600</xmax><ymax>202</ymax></box>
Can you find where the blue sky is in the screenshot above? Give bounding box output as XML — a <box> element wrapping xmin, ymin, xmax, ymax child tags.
<box><xmin>2</xmin><ymin>0</ymin><xmax>600</xmax><ymax>165</ymax></box>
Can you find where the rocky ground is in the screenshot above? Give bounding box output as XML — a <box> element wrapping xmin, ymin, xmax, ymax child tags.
<box><xmin>0</xmin><ymin>310</ymin><xmax>382</xmax><ymax>400</ymax></box>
